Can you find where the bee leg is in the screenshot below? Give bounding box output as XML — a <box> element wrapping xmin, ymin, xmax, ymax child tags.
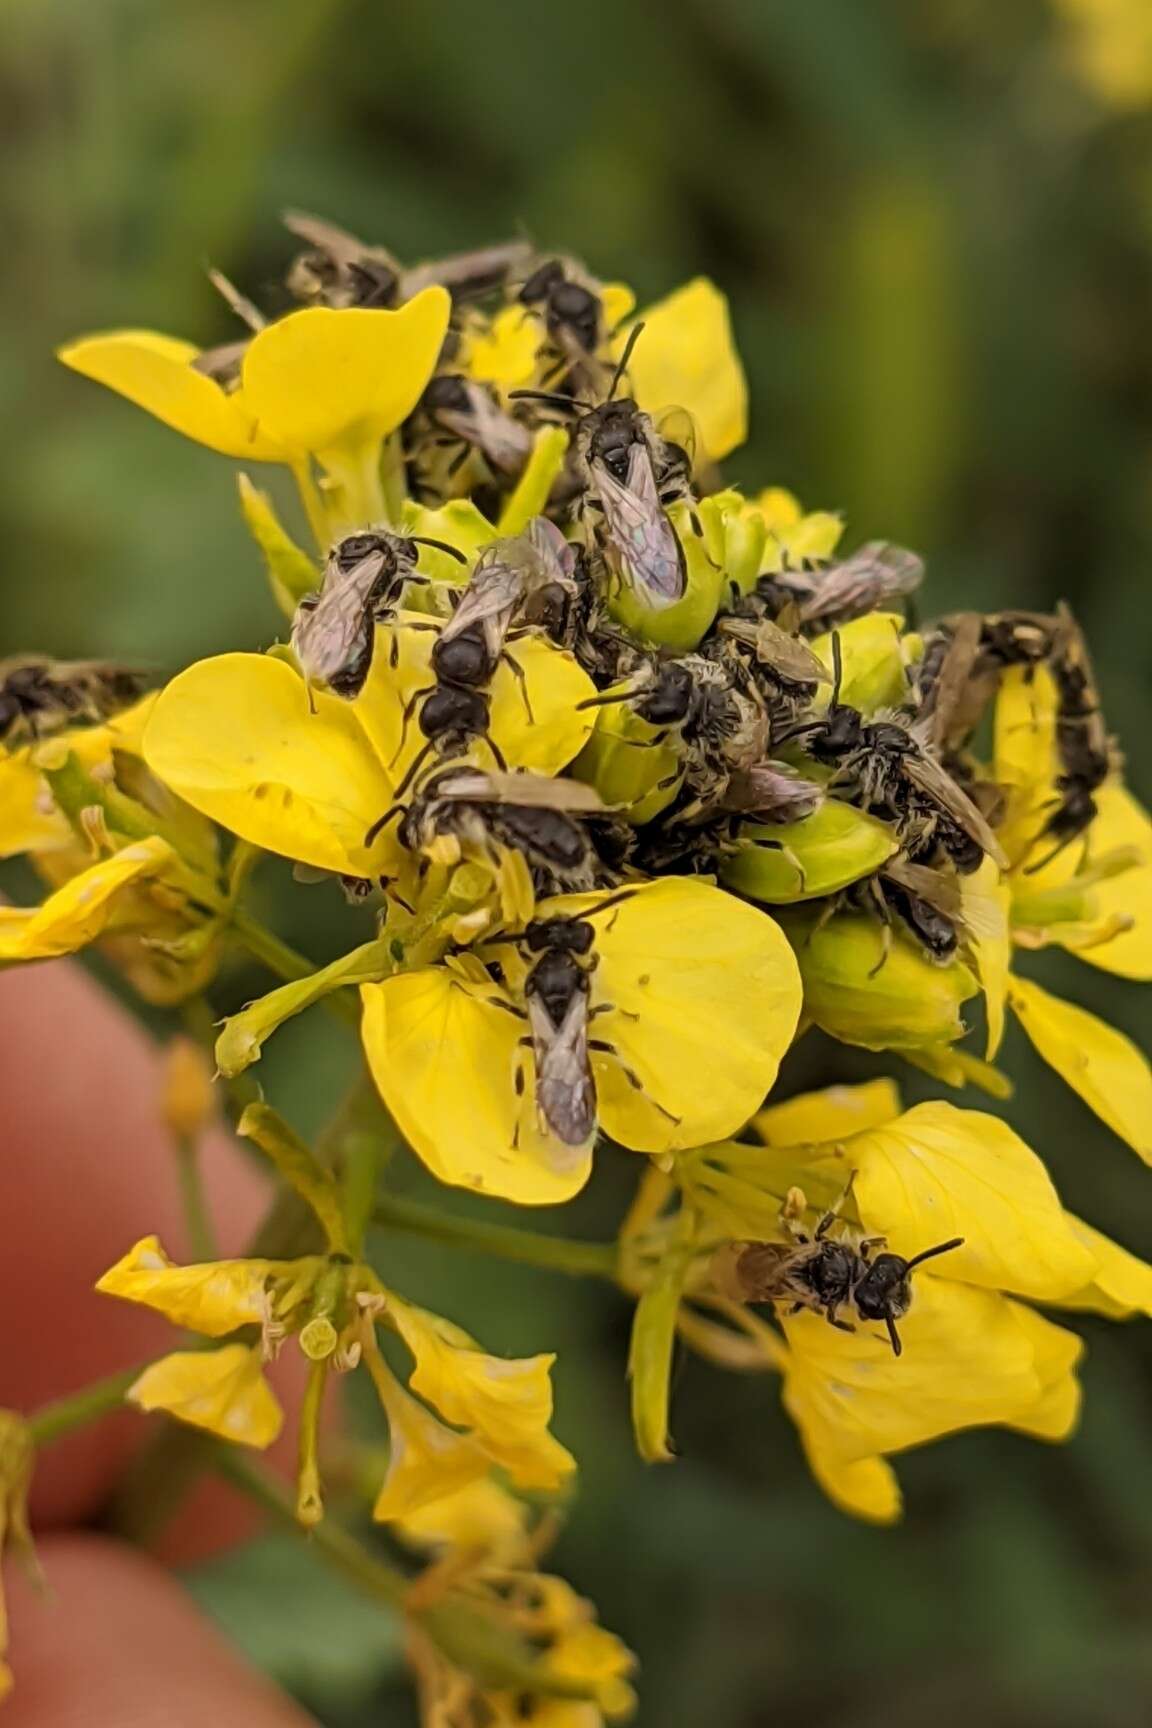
<box><xmin>364</xmin><ymin>802</ymin><xmax>408</xmax><ymax>847</ymax></box>
<box><xmin>390</xmin><ymin>685</ymin><xmax>434</xmax><ymax>766</ymax></box>
<box><xmin>826</xmin><ymin>1311</ymin><xmax>856</xmax><ymax>1335</ymax></box>
<box><xmin>859</xmin><ymin>1236</ymin><xmax>887</xmax><ymax>1259</ymax></box>
<box><xmin>814</xmin><ymin>1168</ymin><xmax>857</xmax><ymax>1239</ymax></box>
<box><xmin>483</xmin><ymin>732</ymin><xmax>508</xmax><ymax>772</ymax></box>
<box><xmin>501</xmin><ymin>649</ymin><xmax>535</xmax><ymax>722</ymax></box>
<box><xmin>867</xmin><ymin>907</ymin><xmax>893</xmax><ymax>979</ymax></box>
<box><xmin>480</xmin><ymin>995</ymin><xmax>528</xmax><ymax>1020</ymax></box>
<box><xmin>589</xmin><ymin>1041</ymin><xmax>681</xmax><ymax>1125</ymax></box>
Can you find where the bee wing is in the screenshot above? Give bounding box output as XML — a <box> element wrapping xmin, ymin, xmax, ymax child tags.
<box><xmin>434</xmin><ymin>392</ymin><xmax>534</xmax><ymax>476</ymax></box>
<box><xmin>290</xmin><ymin>550</ymin><xmax>383</xmax><ymax>684</ymax></box>
<box><xmin>881</xmin><ymin>856</ymin><xmax>965</xmax><ymax>917</ymax></box>
<box><xmin>720</xmin><ymin>762</ymin><xmax>824</xmax><ymax>821</ymax></box>
<box><xmin>528</xmin><ymin>992</ymin><xmax>597</xmax><ymax>1148</ymax></box>
<box><xmin>403</xmin><ymin>241</ymin><xmax>534</xmax><ymax>302</ymax></box>
<box><xmin>753</xmin><ymin>619</ymin><xmax>831</xmax><ymax>684</ymax></box>
<box><xmin>593</xmin><ymin>444</ymin><xmax>685</xmax><ymax>605</ymax></box>
<box><xmin>454</xmin><ymin>769</ymin><xmax>609</xmax><ymax>813</ymax></box>
<box><xmin>902</xmin><ymin>748</ymin><xmax>1009</xmax><ymax>868</ymax></box>
<box><xmin>282</xmin><ymin>209</ymin><xmax>373</xmax><ymax>266</ymax></box>
<box><xmin>919</xmin><ymin>612</ymin><xmax>985</xmax><ymax>749</ymax></box>
<box><xmin>439</xmin><ymin>550</ymin><xmax>529</xmax><ymax>650</ymax></box>
<box><xmin>797</xmin><ymin>542</ymin><xmax>924</xmax><ymax>626</ymax></box>
<box><xmin>523</xmin><ymin>516</ymin><xmax>578</xmax><ymax>581</ymax></box>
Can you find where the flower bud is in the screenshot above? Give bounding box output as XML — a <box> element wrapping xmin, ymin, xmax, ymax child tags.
<box><xmin>161</xmin><ymin>1035</ymin><xmax>216</xmax><ymax>1140</ymax></box>
<box><xmin>606</xmin><ymin>504</ymin><xmax>726</xmax><ymax>652</ymax></box>
<box><xmin>571</xmin><ymin>705</ymin><xmax>683</xmax><ymax>822</ymax></box>
<box><xmin>809</xmin><ymin>613</ymin><xmax>912</xmax><ymax>712</ymax></box>
<box><xmin>720</xmin><ymin>800</ymin><xmax>897</xmax><ymax>903</ymax></box>
<box><xmin>697</xmin><ymin>490</ymin><xmax>767</xmax><ymax>597</ymax></box>
<box><xmin>783</xmin><ymin>908</ymin><xmax>978</xmax><ymax>1050</ymax></box>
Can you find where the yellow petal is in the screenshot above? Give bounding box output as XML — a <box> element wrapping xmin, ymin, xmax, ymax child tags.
<box><xmin>810</xmin><ymin>613</ymin><xmax>911</xmax><ymax>712</ymax></box>
<box><xmin>370</xmin><ymin>1370</ymin><xmax>489</xmax><ymax>1524</ymax></box>
<box><xmin>96</xmin><ymin>1235</ymin><xmax>296</xmax><ymax>1335</ymax></box>
<box><xmin>0</xmin><ymin>749</ymin><xmax>72</xmax><ymax>857</ymax></box>
<box><xmin>143</xmin><ymin>653</ymin><xmax>397</xmax><ymax>877</ymax></box>
<box><xmin>800</xmin><ymin>1433</ymin><xmax>903</xmax><ymax>1524</ymax></box>
<box><xmin>755</xmin><ymin>489</ymin><xmax>844</xmax><ymax>573</ymax></box>
<box><xmin>464</xmin><ymin>303</ymin><xmax>541</xmax><ymax>388</ymax></box>
<box><xmin>58</xmin><ymin>329</ymin><xmax>285</xmax><ymax>460</ymax></box>
<box><xmin>993</xmin><ymin>663</ymin><xmax>1060</xmax><ymax>868</ymax></box>
<box><xmin>389</xmin><ymin>1478</ymin><xmax>531</xmax><ymax>1562</ymax></box>
<box><xmin>239</xmin><ymin>292</ymin><xmax>450</xmax><ymax>460</ymax></box>
<box><xmin>1008</xmin><ymin>974</ymin><xmax>1152</xmax><ymax>1161</ymax></box>
<box><xmin>960</xmin><ymin>858</ymin><xmax>1012</xmax><ymax>1058</ymax></box>
<box><xmin>0</xmin><ymin>837</ymin><xmax>176</xmax><ymax>960</ymax></box>
<box><xmin>847</xmin><ymin>1101</ymin><xmax>1097</xmax><ymax>1300</ymax></box>
<box><xmin>1004</xmin><ymin>1302</ymin><xmax>1084</xmax><ymax>1442</ymax></box>
<box><xmin>1056</xmin><ymin>1215</ymin><xmax>1152</xmax><ymax>1319</ymax></box>
<box><xmin>566</xmin><ymin>879</ymin><xmax>803</xmax><ymax>1153</ymax></box>
<box><xmin>1022</xmin><ymin>784</ymin><xmax>1152</xmax><ymax>981</ymax></box>
<box><xmin>497</xmin><ymin>426</ymin><xmax>571</xmax><ymax>535</ymax></box>
<box><xmin>361</xmin><ymin>968</ymin><xmax>594</xmax><ymax>1205</ymax></box>
<box><xmin>128</xmin><ymin>1344</ymin><xmax>283</xmax><ymax>1447</ymax></box>
<box><xmin>788</xmin><ymin>909</ymin><xmax>978</xmax><ymax>1051</ymax></box>
<box><xmin>389</xmin><ymin>1300</ymin><xmax>576</xmax><ymax>1493</ymax></box>
<box><xmin>783</xmin><ymin>1277</ymin><xmax>1074</xmax><ymax>1462</ymax></box>
<box><xmin>621</xmin><ymin>278</ymin><xmax>748</xmax><ymax>462</ymax></box>
<box><xmin>352</xmin><ymin>619</ymin><xmax>596</xmax><ymax>788</ymax></box>
<box><xmin>236</xmin><ymin>473</ymin><xmax>318</xmax><ymax>614</ymax></box>
<box><xmin>753</xmin><ymin>1078</ymin><xmax>902</xmax><ymax>1146</ymax></box>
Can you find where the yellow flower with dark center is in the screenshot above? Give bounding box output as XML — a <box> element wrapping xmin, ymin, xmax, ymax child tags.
<box><xmin>361</xmin><ymin>878</ymin><xmax>803</xmax><ymax>1205</ymax></box>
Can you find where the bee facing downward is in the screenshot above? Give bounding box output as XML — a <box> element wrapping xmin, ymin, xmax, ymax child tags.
<box><xmin>712</xmin><ymin>1175</ymin><xmax>963</xmax><ymax>1356</ymax></box>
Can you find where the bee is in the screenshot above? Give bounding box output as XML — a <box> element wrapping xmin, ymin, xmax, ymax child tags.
<box><xmin>190</xmin><ymin>267</ymin><xmax>266</xmax><ymax>387</ymax></box>
<box><xmin>915</xmin><ymin>610</ymin><xmax>1057</xmax><ymax>752</ymax></box>
<box><xmin>517</xmin><ymin>256</ymin><xmax>612</xmax><ymax>393</ymax></box>
<box><xmin>0</xmin><ymin>657</ymin><xmax>150</xmax><ymax>746</ymax></box>
<box><xmin>512</xmin><ymin>326</ymin><xmax>694</xmax><ymax>610</ymax></box>
<box><xmin>409</xmin><ymin>374</ymin><xmax>535</xmax><ymax>491</ymax></box>
<box><xmin>283</xmin><ymin>212</ymin><xmax>530</xmax><ymax>313</ymax></box>
<box><xmin>712</xmin><ymin>1179</ymin><xmax>963</xmax><ymax>1356</ymax></box>
<box><xmin>579</xmin><ymin>652</ymin><xmax>770</xmax><ymax>814</ymax></box>
<box><xmin>788</xmin><ymin>639</ymin><xmax>1007</xmax><ymax>873</ymax></box>
<box><xmin>1036</xmin><ymin>604</ymin><xmax>1112</xmax><ymax>859</ymax></box>
<box><xmin>291</xmin><ymin>530</ymin><xmax>464</xmax><ymax>700</ymax></box>
<box><xmin>386</xmin><ymin>765</ymin><xmax>611</xmax><ymax>893</ymax></box>
<box><xmin>713</xmin><ymin>616</ymin><xmax>831</xmax><ymax>715</ymax></box>
<box><xmin>789</xmin><ymin>541</ymin><xmax>925</xmax><ymax>632</ymax></box>
<box><xmin>836</xmin><ymin>856</ymin><xmax>965</xmax><ymax>967</ymax></box>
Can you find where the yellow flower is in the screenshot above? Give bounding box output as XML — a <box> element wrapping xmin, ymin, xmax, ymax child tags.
<box><xmin>128</xmin><ymin>1344</ymin><xmax>284</xmax><ymax>1447</ymax></box>
<box><xmin>0</xmin><ymin>694</ymin><xmax>157</xmax><ymax>859</ymax></box>
<box><xmin>141</xmin><ymin>626</ymin><xmax>596</xmax><ymax>880</ymax></box>
<box><xmin>615</xmin><ymin>277</ymin><xmax>747</xmax><ymax>463</ymax></box>
<box><xmin>392</xmin><ymin>1477</ymin><xmax>534</xmax><ymax>1565</ymax></box>
<box><xmin>362</xmin><ymin>878</ymin><xmax>803</xmax><ymax>1205</ymax></box>
<box><xmin>755</xmin><ymin>488</ymin><xmax>844</xmax><ymax>574</ymax></box>
<box><xmin>0</xmin><ymin>836</ymin><xmax>177</xmax><ymax>961</ymax></box>
<box><xmin>96</xmin><ymin>1234</ymin><xmax>320</xmax><ymax>1336</ymax></box>
<box><xmin>1053</xmin><ymin>0</ymin><xmax>1152</xmax><ymax>110</ymax></box>
<box><xmin>368</xmin><ymin>1361</ymin><xmax>491</xmax><ymax>1522</ymax></box>
<box><xmin>684</xmin><ymin>1087</ymin><xmax>1152</xmax><ymax>1520</ymax></box>
<box><xmin>59</xmin><ymin>292</ymin><xmax>451</xmax><ymax>526</ymax></box>
<box><xmin>984</xmin><ymin>665</ymin><xmax>1152</xmax><ymax>1156</ymax></box>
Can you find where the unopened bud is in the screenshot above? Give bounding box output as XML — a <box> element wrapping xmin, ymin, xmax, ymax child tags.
<box><xmin>162</xmin><ymin>1036</ymin><xmax>216</xmax><ymax>1140</ymax></box>
<box><xmin>720</xmin><ymin>801</ymin><xmax>897</xmax><ymax>904</ymax></box>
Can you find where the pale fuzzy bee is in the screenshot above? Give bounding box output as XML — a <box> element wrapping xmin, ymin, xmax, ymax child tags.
<box><xmin>0</xmin><ymin>656</ymin><xmax>149</xmax><ymax>745</ymax></box>
<box><xmin>283</xmin><ymin>210</ymin><xmax>530</xmax><ymax>311</ymax></box>
<box><xmin>791</xmin><ymin>541</ymin><xmax>925</xmax><ymax>631</ymax></box>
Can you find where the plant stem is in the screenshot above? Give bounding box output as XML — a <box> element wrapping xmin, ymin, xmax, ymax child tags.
<box><xmin>176</xmin><ymin>1132</ymin><xmax>217</xmax><ymax>1260</ymax></box>
<box><xmin>28</xmin><ymin>1366</ymin><xmax>143</xmax><ymax>1447</ymax></box>
<box><xmin>227</xmin><ymin>907</ymin><xmax>361</xmax><ymax>1027</ymax></box>
<box><xmin>373</xmin><ymin>1194</ymin><xmax>618</xmax><ymax>1279</ymax></box>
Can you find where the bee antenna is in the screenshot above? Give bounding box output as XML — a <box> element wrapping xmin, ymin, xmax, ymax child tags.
<box><xmin>507</xmin><ymin>388</ymin><xmax>589</xmax><ymax>412</ymax></box>
<box><xmin>830</xmin><ymin>630</ymin><xmax>844</xmax><ymax>707</ymax></box>
<box><xmin>608</xmin><ymin>321</ymin><xmax>645</xmax><ymax>399</ymax></box>
<box><xmin>410</xmin><ymin>535</ymin><xmax>468</xmax><ymax>564</ymax></box>
<box><xmin>575</xmin><ymin>690</ymin><xmax>630</xmax><ymax>711</ymax></box>
<box><xmin>904</xmin><ymin>1236</ymin><xmax>964</xmax><ymax>1272</ymax></box>
<box><xmin>885</xmin><ymin>1314</ymin><xmax>903</xmax><ymax>1357</ymax></box>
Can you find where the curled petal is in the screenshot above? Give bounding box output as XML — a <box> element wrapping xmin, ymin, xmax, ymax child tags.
<box><xmin>143</xmin><ymin>653</ymin><xmax>397</xmax><ymax>877</ymax></box>
<box><xmin>1008</xmin><ymin>974</ymin><xmax>1152</xmax><ymax>1161</ymax></box>
<box><xmin>1057</xmin><ymin>1216</ymin><xmax>1152</xmax><ymax>1319</ymax></box>
<box><xmin>239</xmin><ymin>292</ymin><xmax>450</xmax><ymax>460</ymax></box>
<box><xmin>58</xmin><ymin>330</ymin><xmax>285</xmax><ymax>460</ymax></box>
<box><xmin>960</xmin><ymin>858</ymin><xmax>1012</xmax><ymax>1058</ymax></box>
<box><xmin>361</xmin><ymin>968</ymin><xmax>594</xmax><ymax>1205</ymax></box>
<box><xmin>0</xmin><ymin>837</ymin><xmax>176</xmax><ymax>960</ymax></box>
<box><xmin>754</xmin><ymin>1078</ymin><xmax>902</xmax><ymax>1146</ymax></box>
<box><xmin>128</xmin><ymin>1344</ymin><xmax>283</xmax><ymax>1447</ymax></box>
<box><xmin>96</xmin><ymin>1235</ymin><xmax>303</xmax><ymax>1335</ymax></box>
<box><xmin>721</xmin><ymin>801</ymin><xmax>897</xmax><ymax>905</ymax></box>
<box><xmin>370</xmin><ymin>1369</ymin><xmax>489</xmax><ymax>1523</ymax></box>
<box><xmin>847</xmin><ymin>1102</ymin><xmax>1098</xmax><ymax>1301</ymax></box>
<box><xmin>799</xmin><ymin>1434</ymin><xmax>903</xmax><ymax>1525</ymax></box>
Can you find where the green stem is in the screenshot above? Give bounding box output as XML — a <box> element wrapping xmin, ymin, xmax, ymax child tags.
<box><xmin>291</xmin><ymin>456</ymin><xmax>330</xmax><ymax>552</ymax></box>
<box><xmin>28</xmin><ymin>1366</ymin><xmax>143</xmax><ymax>1447</ymax></box>
<box><xmin>373</xmin><ymin>1194</ymin><xmax>618</xmax><ymax>1279</ymax></box>
<box><xmin>176</xmin><ymin>1132</ymin><xmax>217</xmax><ymax>1260</ymax></box>
<box><xmin>227</xmin><ymin>908</ymin><xmax>361</xmax><ymax>1027</ymax></box>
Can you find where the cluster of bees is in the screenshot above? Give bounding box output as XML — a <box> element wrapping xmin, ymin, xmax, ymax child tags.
<box><xmin>5</xmin><ymin>216</ymin><xmax>1117</xmax><ymax>1351</ymax></box>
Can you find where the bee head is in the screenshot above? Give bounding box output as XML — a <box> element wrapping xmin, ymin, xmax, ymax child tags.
<box><xmin>853</xmin><ymin>1239</ymin><xmax>964</xmax><ymax>1356</ymax></box>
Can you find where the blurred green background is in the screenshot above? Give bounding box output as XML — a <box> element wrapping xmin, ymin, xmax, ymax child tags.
<box><xmin>4</xmin><ymin>0</ymin><xmax>1152</xmax><ymax>1722</ymax></box>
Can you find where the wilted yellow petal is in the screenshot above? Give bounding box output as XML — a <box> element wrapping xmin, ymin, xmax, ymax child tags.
<box><xmin>783</xmin><ymin>1278</ymin><xmax>1073</xmax><ymax>1463</ymax></box>
<box><xmin>352</xmin><ymin>617</ymin><xmax>596</xmax><ymax>788</ymax></box>
<box><xmin>800</xmin><ymin>1433</ymin><xmax>903</xmax><ymax>1525</ymax></box>
<box><xmin>58</xmin><ymin>330</ymin><xmax>285</xmax><ymax>460</ymax></box>
<box><xmin>238</xmin><ymin>292</ymin><xmax>450</xmax><ymax>464</ymax></box>
<box><xmin>128</xmin><ymin>1344</ymin><xmax>283</xmax><ymax>1447</ymax></box>
<box><xmin>143</xmin><ymin>653</ymin><xmax>398</xmax><ymax>877</ymax></box>
<box><xmin>565</xmin><ymin>879</ymin><xmax>802</xmax><ymax>1153</ymax></box>
<box><xmin>0</xmin><ymin>837</ymin><xmax>176</xmax><ymax>960</ymax></box>
<box><xmin>361</xmin><ymin>968</ymin><xmax>594</xmax><ymax>1205</ymax></box>
<box><xmin>1008</xmin><ymin>974</ymin><xmax>1152</xmax><ymax>1161</ymax></box>
<box><xmin>369</xmin><ymin>1365</ymin><xmax>489</xmax><ymax>1523</ymax></box>
<box><xmin>960</xmin><ymin>858</ymin><xmax>1012</xmax><ymax>1058</ymax></box>
<box><xmin>753</xmin><ymin>1078</ymin><xmax>902</xmax><ymax>1146</ymax></box>
<box><xmin>621</xmin><ymin>278</ymin><xmax>747</xmax><ymax>462</ymax></box>
<box><xmin>96</xmin><ymin>1235</ymin><xmax>303</xmax><ymax>1335</ymax></box>
<box><xmin>847</xmin><ymin>1102</ymin><xmax>1097</xmax><ymax>1300</ymax></box>
<box><xmin>389</xmin><ymin>1300</ymin><xmax>575</xmax><ymax>1493</ymax></box>
<box><xmin>1057</xmin><ymin>1215</ymin><xmax>1152</xmax><ymax>1319</ymax></box>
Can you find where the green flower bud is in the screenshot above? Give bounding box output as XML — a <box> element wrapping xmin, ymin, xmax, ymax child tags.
<box><xmin>237</xmin><ymin>473</ymin><xmax>317</xmax><ymax>615</ymax></box>
<box><xmin>698</xmin><ymin>490</ymin><xmax>767</xmax><ymax>597</ymax></box>
<box><xmin>720</xmin><ymin>801</ymin><xmax>897</xmax><ymax>903</ymax></box>
<box><xmin>571</xmin><ymin>704</ymin><xmax>683</xmax><ymax>822</ymax></box>
<box><xmin>607</xmin><ymin>503</ymin><xmax>726</xmax><ymax>652</ymax></box>
<box><xmin>809</xmin><ymin>613</ymin><xmax>912</xmax><ymax>712</ymax></box>
<box><xmin>782</xmin><ymin>908</ymin><xmax>978</xmax><ymax>1050</ymax></box>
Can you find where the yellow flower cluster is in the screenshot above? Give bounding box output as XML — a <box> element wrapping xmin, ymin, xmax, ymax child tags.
<box><xmin>0</xmin><ymin>211</ymin><xmax>1148</xmax><ymax>1715</ymax></box>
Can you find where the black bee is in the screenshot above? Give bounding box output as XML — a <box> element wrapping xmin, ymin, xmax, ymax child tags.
<box><xmin>385</xmin><ymin>766</ymin><xmax>610</xmax><ymax>892</ymax></box>
<box><xmin>1039</xmin><ymin>605</ymin><xmax>1112</xmax><ymax>858</ymax></box>
<box><xmin>836</xmin><ymin>857</ymin><xmax>965</xmax><ymax>967</ymax></box>
<box><xmin>0</xmin><ymin>657</ymin><xmax>150</xmax><ymax>746</ymax></box>
<box><xmin>291</xmin><ymin>530</ymin><xmax>464</xmax><ymax>699</ymax></box>
<box><xmin>409</xmin><ymin>374</ymin><xmax>534</xmax><ymax>493</ymax></box>
<box><xmin>790</xmin><ymin>541</ymin><xmax>925</xmax><ymax>631</ymax></box>
<box><xmin>517</xmin><ymin>257</ymin><xmax>610</xmax><ymax>393</ymax></box>
<box><xmin>713</xmin><ymin>1185</ymin><xmax>963</xmax><ymax>1356</ymax></box>
<box><xmin>788</xmin><ymin>639</ymin><xmax>1007</xmax><ymax>873</ymax></box>
<box><xmin>284</xmin><ymin>211</ymin><xmax>530</xmax><ymax>312</ymax></box>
